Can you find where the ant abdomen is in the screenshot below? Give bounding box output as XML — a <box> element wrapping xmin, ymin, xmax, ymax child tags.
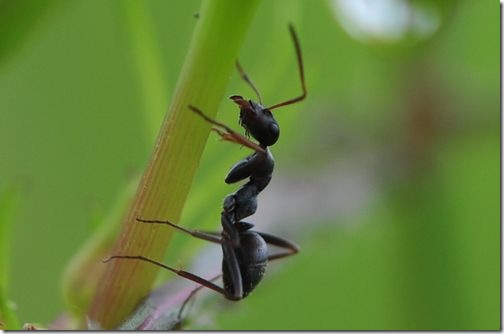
<box><xmin>223</xmin><ymin>230</ymin><xmax>268</xmax><ymax>298</ymax></box>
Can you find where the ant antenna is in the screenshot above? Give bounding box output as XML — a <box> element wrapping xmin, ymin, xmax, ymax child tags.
<box><xmin>235</xmin><ymin>61</ymin><xmax>263</xmax><ymax>104</ymax></box>
<box><xmin>268</xmin><ymin>23</ymin><xmax>307</xmax><ymax>110</ymax></box>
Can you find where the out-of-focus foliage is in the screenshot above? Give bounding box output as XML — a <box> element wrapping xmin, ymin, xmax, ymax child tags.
<box><xmin>0</xmin><ymin>0</ymin><xmax>498</xmax><ymax>330</ymax></box>
<box><xmin>0</xmin><ymin>187</ymin><xmax>21</xmax><ymax>329</ymax></box>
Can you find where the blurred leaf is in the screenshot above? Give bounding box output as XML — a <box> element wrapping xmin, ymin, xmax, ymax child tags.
<box><xmin>61</xmin><ymin>176</ymin><xmax>139</xmax><ymax>327</ymax></box>
<box><xmin>0</xmin><ymin>186</ymin><xmax>20</xmax><ymax>329</ymax></box>
<box><xmin>120</xmin><ymin>0</ymin><xmax>170</xmax><ymax>141</ymax></box>
<box><xmin>0</xmin><ymin>0</ymin><xmax>498</xmax><ymax>329</ymax></box>
<box><xmin>0</xmin><ymin>0</ymin><xmax>62</xmax><ymax>67</ymax></box>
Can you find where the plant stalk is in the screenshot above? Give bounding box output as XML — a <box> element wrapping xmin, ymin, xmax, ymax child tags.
<box><xmin>87</xmin><ymin>0</ymin><xmax>260</xmax><ymax>329</ymax></box>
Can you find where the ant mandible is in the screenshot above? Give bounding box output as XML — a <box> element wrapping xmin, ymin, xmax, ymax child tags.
<box><xmin>104</xmin><ymin>23</ymin><xmax>305</xmax><ymax>307</ymax></box>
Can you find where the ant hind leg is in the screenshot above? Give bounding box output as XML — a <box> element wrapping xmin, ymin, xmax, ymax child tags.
<box><xmin>258</xmin><ymin>232</ymin><xmax>300</xmax><ymax>261</ymax></box>
<box><xmin>103</xmin><ymin>255</ymin><xmax>230</xmax><ymax>297</ymax></box>
<box><xmin>177</xmin><ymin>274</ymin><xmax>222</xmax><ymax>321</ymax></box>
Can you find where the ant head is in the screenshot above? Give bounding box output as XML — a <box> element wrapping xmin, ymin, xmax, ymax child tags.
<box><xmin>230</xmin><ymin>95</ymin><xmax>280</xmax><ymax>146</ymax></box>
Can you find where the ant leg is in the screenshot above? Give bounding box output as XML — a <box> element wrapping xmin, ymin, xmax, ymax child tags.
<box><xmin>257</xmin><ymin>232</ymin><xmax>300</xmax><ymax>261</ymax></box>
<box><xmin>217</xmin><ymin>207</ymin><xmax>244</xmax><ymax>299</ymax></box>
<box><xmin>220</xmin><ymin>209</ymin><xmax>240</xmax><ymax>247</ymax></box>
<box><xmin>177</xmin><ymin>274</ymin><xmax>222</xmax><ymax>320</ymax></box>
<box><xmin>137</xmin><ymin>218</ymin><xmax>221</xmax><ymax>244</ymax></box>
<box><xmin>103</xmin><ymin>256</ymin><xmax>231</xmax><ymax>298</ymax></box>
<box><xmin>222</xmin><ymin>241</ymin><xmax>243</xmax><ymax>300</ymax></box>
<box><xmin>235</xmin><ymin>61</ymin><xmax>263</xmax><ymax>104</ymax></box>
<box><xmin>188</xmin><ymin>105</ymin><xmax>266</xmax><ymax>155</ymax></box>
<box><xmin>267</xmin><ymin>24</ymin><xmax>307</xmax><ymax>111</ymax></box>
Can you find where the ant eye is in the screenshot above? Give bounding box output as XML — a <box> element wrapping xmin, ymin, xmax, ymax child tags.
<box><xmin>269</xmin><ymin>123</ymin><xmax>279</xmax><ymax>135</ymax></box>
<box><xmin>268</xmin><ymin>123</ymin><xmax>280</xmax><ymax>144</ymax></box>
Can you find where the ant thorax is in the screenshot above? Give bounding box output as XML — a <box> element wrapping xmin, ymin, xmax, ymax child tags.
<box><xmin>249</xmin><ymin>147</ymin><xmax>274</xmax><ymax>190</ymax></box>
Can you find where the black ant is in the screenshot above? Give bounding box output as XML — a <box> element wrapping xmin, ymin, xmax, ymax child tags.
<box><xmin>196</xmin><ymin>23</ymin><xmax>306</xmax><ymax>244</ymax></box>
<box><xmin>104</xmin><ymin>23</ymin><xmax>305</xmax><ymax>318</ymax></box>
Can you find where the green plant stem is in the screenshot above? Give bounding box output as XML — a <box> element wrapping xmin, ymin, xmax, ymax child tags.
<box><xmin>87</xmin><ymin>0</ymin><xmax>260</xmax><ymax>329</ymax></box>
<box><xmin>61</xmin><ymin>176</ymin><xmax>139</xmax><ymax>327</ymax></box>
<box><xmin>121</xmin><ymin>0</ymin><xmax>169</xmax><ymax>141</ymax></box>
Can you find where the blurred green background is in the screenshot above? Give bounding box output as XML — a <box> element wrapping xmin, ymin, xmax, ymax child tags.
<box><xmin>0</xmin><ymin>0</ymin><xmax>499</xmax><ymax>330</ymax></box>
